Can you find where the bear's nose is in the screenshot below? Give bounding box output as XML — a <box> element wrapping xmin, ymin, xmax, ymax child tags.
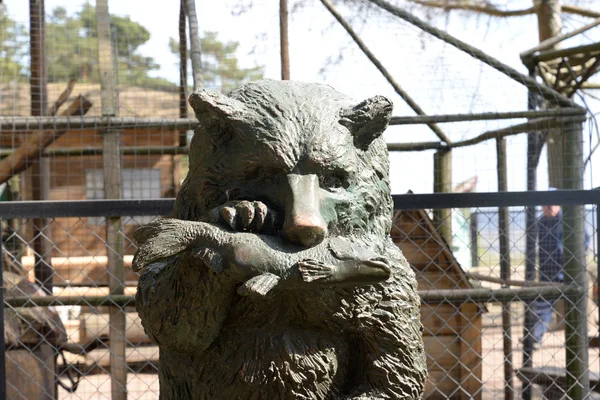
<box><xmin>282</xmin><ymin>174</ymin><xmax>328</xmax><ymax>247</ymax></box>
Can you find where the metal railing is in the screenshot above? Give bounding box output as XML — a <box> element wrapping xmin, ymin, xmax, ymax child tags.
<box><xmin>0</xmin><ymin>189</ymin><xmax>597</xmax><ymax>399</ymax></box>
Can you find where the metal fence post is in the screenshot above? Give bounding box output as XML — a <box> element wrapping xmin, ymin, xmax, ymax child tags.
<box><xmin>497</xmin><ymin>137</ymin><xmax>514</xmax><ymax>399</ymax></box>
<box><xmin>563</xmin><ymin>119</ymin><xmax>589</xmax><ymax>399</ymax></box>
<box><xmin>0</xmin><ymin>229</ymin><xmax>6</xmax><ymax>400</ymax></box>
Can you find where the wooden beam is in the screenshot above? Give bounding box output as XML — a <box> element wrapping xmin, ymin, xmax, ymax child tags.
<box><xmin>433</xmin><ymin>149</ymin><xmax>452</xmax><ymax>243</ymax></box>
<box><xmin>521</xmin><ymin>17</ymin><xmax>600</xmax><ymax>61</ymax></box>
<box><xmin>532</xmin><ymin>42</ymin><xmax>600</xmax><ymax>64</ymax></box>
<box><xmin>29</xmin><ymin>0</ymin><xmax>52</xmax><ymax>299</ymax></box>
<box><xmin>280</xmin><ymin>0</ymin><xmax>290</xmax><ymax>80</ymax></box>
<box><xmin>0</xmin><ymin>95</ymin><xmax>92</xmax><ymax>184</ymax></box>
<box><xmin>47</xmin><ymin>79</ymin><xmax>75</xmax><ymax>116</ymax></box>
<box><xmin>95</xmin><ymin>1</ymin><xmax>127</xmax><ymax>399</ymax></box>
<box><xmin>451</xmin><ymin>116</ymin><xmax>586</xmax><ymax>148</ymax></box>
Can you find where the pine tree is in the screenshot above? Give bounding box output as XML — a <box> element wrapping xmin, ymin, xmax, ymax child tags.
<box><xmin>169</xmin><ymin>31</ymin><xmax>264</xmax><ymax>92</ymax></box>
<box><xmin>46</xmin><ymin>4</ymin><xmax>171</xmax><ymax>87</ymax></box>
<box><xmin>0</xmin><ymin>7</ymin><xmax>27</xmax><ymax>82</ymax></box>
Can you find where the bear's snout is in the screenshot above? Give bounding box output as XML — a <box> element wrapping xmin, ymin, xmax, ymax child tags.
<box><xmin>282</xmin><ymin>174</ymin><xmax>328</xmax><ymax>247</ymax></box>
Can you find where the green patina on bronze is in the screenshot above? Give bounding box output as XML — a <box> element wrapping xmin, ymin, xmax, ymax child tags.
<box><xmin>134</xmin><ymin>79</ymin><xmax>427</xmax><ymax>399</ymax></box>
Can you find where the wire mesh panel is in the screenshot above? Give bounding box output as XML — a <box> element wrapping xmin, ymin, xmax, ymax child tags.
<box><xmin>2</xmin><ymin>213</ymin><xmax>162</xmax><ymax>400</ymax></box>
<box><xmin>0</xmin><ymin>192</ymin><xmax>597</xmax><ymax>399</ymax></box>
<box><xmin>0</xmin><ymin>0</ymin><xmax>598</xmax><ymax>398</ymax></box>
<box><xmin>391</xmin><ymin>200</ymin><xmax>597</xmax><ymax>399</ymax></box>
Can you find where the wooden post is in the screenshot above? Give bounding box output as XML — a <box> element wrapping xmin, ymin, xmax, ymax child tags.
<box><xmin>176</xmin><ymin>0</ymin><xmax>189</xmax><ymax>194</ymax></box>
<box><xmin>179</xmin><ymin>0</ymin><xmax>188</xmax><ymax>145</ymax></box>
<box><xmin>96</xmin><ymin>1</ymin><xmax>127</xmax><ymax>399</ymax></box>
<box><xmin>433</xmin><ymin>149</ymin><xmax>452</xmax><ymax>243</ymax></box>
<box><xmin>185</xmin><ymin>0</ymin><xmax>204</xmax><ymax>91</ymax></box>
<box><xmin>470</xmin><ymin>212</ymin><xmax>478</xmax><ymax>267</ymax></box>
<box><xmin>496</xmin><ymin>137</ymin><xmax>513</xmax><ymax>400</ymax></box>
<box><xmin>537</xmin><ymin>0</ymin><xmax>564</xmax><ymax>189</ymax></box>
<box><xmin>280</xmin><ymin>0</ymin><xmax>290</xmax><ymax>80</ymax></box>
<box><xmin>29</xmin><ymin>0</ymin><xmax>53</xmax><ymax>295</ymax></box>
<box><xmin>562</xmin><ymin>120</ymin><xmax>589</xmax><ymax>400</ymax></box>
<box><xmin>457</xmin><ymin>303</ymin><xmax>482</xmax><ymax>400</ymax></box>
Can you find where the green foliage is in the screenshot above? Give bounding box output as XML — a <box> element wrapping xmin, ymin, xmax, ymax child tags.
<box><xmin>0</xmin><ymin>5</ymin><xmax>260</xmax><ymax>90</ymax></box>
<box><xmin>46</xmin><ymin>4</ymin><xmax>171</xmax><ymax>87</ymax></box>
<box><xmin>169</xmin><ymin>31</ymin><xmax>263</xmax><ymax>92</ymax></box>
<box><xmin>0</xmin><ymin>8</ymin><xmax>27</xmax><ymax>81</ymax></box>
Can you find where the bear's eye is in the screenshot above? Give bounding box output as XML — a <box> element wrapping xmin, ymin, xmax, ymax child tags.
<box><xmin>320</xmin><ymin>173</ymin><xmax>349</xmax><ymax>190</ymax></box>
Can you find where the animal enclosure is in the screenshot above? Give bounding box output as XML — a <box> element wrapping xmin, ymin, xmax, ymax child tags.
<box><xmin>0</xmin><ymin>0</ymin><xmax>598</xmax><ymax>399</ymax></box>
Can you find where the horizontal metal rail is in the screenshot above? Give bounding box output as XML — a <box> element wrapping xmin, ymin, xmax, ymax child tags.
<box><xmin>0</xmin><ymin>116</ymin><xmax>199</xmax><ymax>131</ymax></box>
<box><xmin>419</xmin><ymin>285</ymin><xmax>571</xmax><ymax>303</ymax></box>
<box><xmin>389</xmin><ymin>108</ymin><xmax>585</xmax><ymax>125</ymax></box>
<box><xmin>4</xmin><ymin>285</ymin><xmax>572</xmax><ymax>307</ymax></box>
<box><xmin>393</xmin><ymin>189</ymin><xmax>600</xmax><ymax>209</ymax></box>
<box><xmin>0</xmin><ymin>146</ymin><xmax>190</xmax><ymax>158</ymax></box>
<box><xmin>0</xmin><ymin>199</ymin><xmax>174</xmax><ymax>218</ymax></box>
<box><xmin>5</xmin><ymin>295</ymin><xmax>135</xmax><ymax>307</ymax></box>
<box><xmin>0</xmin><ymin>107</ymin><xmax>586</xmax><ymax>132</ymax></box>
<box><xmin>1</xmin><ymin>190</ymin><xmax>598</xmax><ymax>219</ymax></box>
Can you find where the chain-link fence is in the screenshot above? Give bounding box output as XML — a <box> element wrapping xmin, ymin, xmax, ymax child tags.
<box><xmin>0</xmin><ymin>0</ymin><xmax>599</xmax><ymax>399</ymax></box>
<box><xmin>0</xmin><ymin>191</ymin><xmax>596</xmax><ymax>399</ymax></box>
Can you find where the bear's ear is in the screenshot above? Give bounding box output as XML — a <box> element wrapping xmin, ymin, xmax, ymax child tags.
<box><xmin>188</xmin><ymin>90</ymin><xmax>253</xmax><ymax>142</ymax></box>
<box><xmin>339</xmin><ymin>96</ymin><xmax>393</xmax><ymax>150</ymax></box>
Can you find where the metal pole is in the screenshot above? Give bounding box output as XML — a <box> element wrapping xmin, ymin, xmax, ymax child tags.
<box><xmin>320</xmin><ymin>0</ymin><xmax>451</xmax><ymax>145</ymax></box>
<box><xmin>96</xmin><ymin>1</ymin><xmax>127</xmax><ymax>399</ymax></box>
<box><xmin>0</xmin><ymin>108</ymin><xmax>586</xmax><ymax>132</ymax></box>
<box><xmin>366</xmin><ymin>0</ymin><xmax>579</xmax><ymax>110</ymax></box>
<box><xmin>1</xmin><ymin>286</ymin><xmax>569</xmax><ymax>307</ymax></box>
<box><xmin>522</xmin><ymin>67</ymin><xmax>540</xmax><ymax>400</ymax></box>
<box><xmin>0</xmin><ymin>231</ymin><xmax>7</xmax><ymax>400</ymax></box>
<box><xmin>497</xmin><ymin>137</ymin><xmax>514</xmax><ymax>400</ymax></box>
<box><xmin>562</xmin><ymin>120</ymin><xmax>589</xmax><ymax>399</ymax></box>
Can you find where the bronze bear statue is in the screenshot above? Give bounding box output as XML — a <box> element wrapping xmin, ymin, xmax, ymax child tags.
<box><xmin>134</xmin><ymin>80</ymin><xmax>427</xmax><ymax>399</ymax></box>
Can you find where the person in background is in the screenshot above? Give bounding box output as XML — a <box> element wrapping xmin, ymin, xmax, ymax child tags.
<box><xmin>530</xmin><ymin>189</ymin><xmax>592</xmax><ymax>350</ymax></box>
<box><xmin>531</xmin><ymin>197</ymin><xmax>563</xmax><ymax>350</ymax></box>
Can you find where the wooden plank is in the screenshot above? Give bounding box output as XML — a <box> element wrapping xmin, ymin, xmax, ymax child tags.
<box><xmin>417</xmin><ymin>271</ymin><xmax>464</xmax><ymax>291</ymax></box>
<box><xmin>424</xmin><ymin>335</ymin><xmax>461</xmax><ymax>371</ymax></box>
<box><xmin>457</xmin><ymin>303</ymin><xmax>483</xmax><ymax>400</ymax></box>
<box><xmin>391</xmin><ymin>210</ymin><xmax>430</xmax><ymax>239</ymax></box>
<box><xmin>397</xmin><ymin>240</ymin><xmax>451</xmax><ymax>270</ymax></box>
<box><xmin>79</xmin><ymin>312</ymin><xmax>151</xmax><ymax>345</ymax></box>
<box><xmin>424</xmin><ymin>369</ymin><xmax>459</xmax><ymax>399</ymax></box>
<box><xmin>420</xmin><ymin>304</ymin><xmax>460</xmax><ymax>336</ymax></box>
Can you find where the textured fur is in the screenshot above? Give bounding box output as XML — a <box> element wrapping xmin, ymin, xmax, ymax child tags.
<box><xmin>136</xmin><ymin>80</ymin><xmax>427</xmax><ymax>399</ymax></box>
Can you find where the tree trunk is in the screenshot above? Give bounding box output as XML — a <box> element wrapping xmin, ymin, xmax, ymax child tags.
<box><xmin>537</xmin><ymin>0</ymin><xmax>564</xmax><ymax>188</ymax></box>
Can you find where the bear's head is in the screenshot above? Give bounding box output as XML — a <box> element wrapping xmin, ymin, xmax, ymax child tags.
<box><xmin>175</xmin><ymin>79</ymin><xmax>393</xmax><ymax>246</ymax></box>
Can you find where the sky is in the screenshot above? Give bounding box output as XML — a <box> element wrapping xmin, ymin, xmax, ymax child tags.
<box><xmin>3</xmin><ymin>0</ymin><xmax>600</xmax><ymax>194</ymax></box>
